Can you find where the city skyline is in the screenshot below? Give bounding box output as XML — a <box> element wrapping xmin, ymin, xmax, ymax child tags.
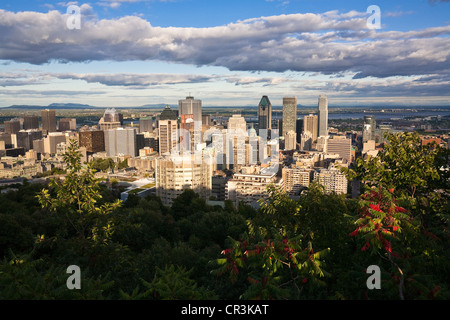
<box><xmin>0</xmin><ymin>0</ymin><xmax>449</xmax><ymax>108</ymax></box>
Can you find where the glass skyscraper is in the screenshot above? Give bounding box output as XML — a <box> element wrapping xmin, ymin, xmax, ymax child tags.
<box><xmin>318</xmin><ymin>94</ymin><xmax>328</xmax><ymax>137</ymax></box>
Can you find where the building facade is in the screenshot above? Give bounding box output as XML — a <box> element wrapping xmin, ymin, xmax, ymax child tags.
<box><xmin>155</xmin><ymin>154</ymin><xmax>213</xmax><ymax>206</ymax></box>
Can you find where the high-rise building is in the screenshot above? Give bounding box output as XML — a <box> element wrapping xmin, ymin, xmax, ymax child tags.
<box><xmin>313</xmin><ymin>165</ymin><xmax>348</xmax><ymax>195</ymax></box>
<box><xmin>227</xmin><ymin>114</ymin><xmax>247</xmax><ymax>133</ymax></box>
<box><xmin>23</xmin><ymin>115</ymin><xmax>39</xmax><ymax>130</ymax></box>
<box><xmin>158</xmin><ymin>119</ymin><xmax>178</xmax><ymax>155</ymax></box>
<box><xmin>363</xmin><ymin>115</ymin><xmax>376</xmax><ymax>143</ymax></box>
<box><xmin>139</xmin><ymin>117</ymin><xmax>153</xmax><ymax>133</ymax></box>
<box><xmin>304</xmin><ymin>114</ymin><xmax>318</xmax><ymax>142</ymax></box>
<box><xmin>327</xmin><ymin>135</ymin><xmax>352</xmax><ymax>162</ymax></box>
<box><xmin>105</xmin><ymin>127</ymin><xmax>137</xmax><ymax>157</ymax></box>
<box><xmin>284</xmin><ymin>130</ymin><xmax>297</xmax><ymax>151</ymax></box>
<box><xmin>378</xmin><ymin>124</ymin><xmax>392</xmax><ymax>144</ymax></box>
<box><xmin>179</xmin><ymin>96</ymin><xmax>202</xmax><ymax>125</ymax></box>
<box><xmin>282</xmin><ymin>166</ymin><xmax>314</xmax><ymax>196</ymax></box>
<box><xmin>318</xmin><ymin>94</ymin><xmax>328</xmax><ymax>137</ymax></box>
<box><xmin>282</xmin><ymin>97</ymin><xmax>297</xmax><ymax>137</ymax></box>
<box><xmin>159</xmin><ymin>105</ymin><xmax>178</xmax><ymax>121</ymax></box>
<box><xmin>11</xmin><ymin>130</ymin><xmax>43</xmax><ymax>151</ymax></box>
<box><xmin>4</xmin><ymin>119</ymin><xmax>21</xmax><ymax>134</ymax></box>
<box><xmin>99</xmin><ymin>108</ymin><xmax>122</xmax><ymax>131</ymax></box>
<box><xmin>258</xmin><ymin>96</ymin><xmax>272</xmax><ymax>133</ymax></box>
<box><xmin>155</xmin><ymin>153</ymin><xmax>213</xmax><ymax>206</ymax></box>
<box><xmin>41</xmin><ymin>109</ymin><xmax>57</xmax><ymax>134</ymax></box>
<box><xmin>43</xmin><ymin>132</ymin><xmax>66</xmax><ymax>154</ymax></box>
<box><xmin>79</xmin><ymin>130</ymin><xmax>105</xmax><ymax>153</ymax></box>
<box><xmin>58</xmin><ymin>118</ymin><xmax>76</xmax><ymax>131</ymax></box>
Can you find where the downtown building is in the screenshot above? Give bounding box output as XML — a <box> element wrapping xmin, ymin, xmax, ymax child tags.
<box><xmin>313</xmin><ymin>165</ymin><xmax>348</xmax><ymax>195</ymax></box>
<box><xmin>79</xmin><ymin>129</ymin><xmax>105</xmax><ymax>153</ymax></box>
<box><xmin>23</xmin><ymin>115</ymin><xmax>39</xmax><ymax>130</ymax></box>
<box><xmin>105</xmin><ymin>127</ymin><xmax>138</xmax><ymax>157</ymax></box>
<box><xmin>282</xmin><ymin>166</ymin><xmax>314</xmax><ymax>196</ymax></box>
<box><xmin>318</xmin><ymin>94</ymin><xmax>328</xmax><ymax>137</ymax></box>
<box><xmin>363</xmin><ymin>115</ymin><xmax>376</xmax><ymax>143</ymax></box>
<box><xmin>225</xmin><ymin>166</ymin><xmax>283</xmax><ymax>208</ymax></box>
<box><xmin>41</xmin><ymin>109</ymin><xmax>57</xmax><ymax>135</ymax></box>
<box><xmin>155</xmin><ymin>153</ymin><xmax>213</xmax><ymax>207</ymax></box>
<box><xmin>258</xmin><ymin>96</ymin><xmax>272</xmax><ymax>134</ymax></box>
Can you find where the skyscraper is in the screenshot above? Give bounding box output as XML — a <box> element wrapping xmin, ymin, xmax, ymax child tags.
<box><xmin>158</xmin><ymin>119</ymin><xmax>179</xmax><ymax>155</ymax></box>
<box><xmin>79</xmin><ymin>130</ymin><xmax>105</xmax><ymax>153</ymax></box>
<box><xmin>282</xmin><ymin>96</ymin><xmax>297</xmax><ymax>137</ymax></box>
<box><xmin>4</xmin><ymin>119</ymin><xmax>21</xmax><ymax>134</ymax></box>
<box><xmin>99</xmin><ymin>108</ymin><xmax>122</xmax><ymax>131</ymax></box>
<box><xmin>23</xmin><ymin>115</ymin><xmax>39</xmax><ymax>130</ymax></box>
<box><xmin>179</xmin><ymin>96</ymin><xmax>202</xmax><ymax>125</ymax></box>
<box><xmin>318</xmin><ymin>94</ymin><xmax>328</xmax><ymax>137</ymax></box>
<box><xmin>258</xmin><ymin>96</ymin><xmax>272</xmax><ymax>132</ymax></box>
<box><xmin>139</xmin><ymin>117</ymin><xmax>153</xmax><ymax>133</ymax></box>
<box><xmin>41</xmin><ymin>109</ymin><xmax>57</xmax><ymax>135</ymax></box>
<box><xmin>304</xmin><ymin>114</ymin><xmax>318</xmax><ymax>142</ymax></box>
<box><xmin>105</xmin><ymin>127</ymin><xmax>137</xmax><ymax>157</ymax></box>
<box><xmin>227</xmin><ymin>114</ymin><xmax>247</xmax><ymax>133</ymax></box>
<box><xmin>363</xmin><ymin>115</ymin><xmax>376</xmax><ymax>143</ymax></box>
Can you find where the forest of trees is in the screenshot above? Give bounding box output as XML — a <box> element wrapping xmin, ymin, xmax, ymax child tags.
<box><xmin>0</xmin><ymin>132</ymin><xmax>448</xmax><ymax>300</ymax></box>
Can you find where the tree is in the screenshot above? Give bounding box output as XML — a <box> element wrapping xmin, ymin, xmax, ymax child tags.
<box><xmin>36</xmin><ymin>139</ymin><xmax>122</xmax><ymax>243</ymax></box>
<box><xmin>213</xmin><ymin>185</ymin><xmax>330</xmax><ymax>299</ymax></box>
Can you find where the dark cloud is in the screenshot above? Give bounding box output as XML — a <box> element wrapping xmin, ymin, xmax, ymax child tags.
<box><xmin>0</xmin><ymin>9</ymin><xmax>449</xmax><ymax>81</ymax></box>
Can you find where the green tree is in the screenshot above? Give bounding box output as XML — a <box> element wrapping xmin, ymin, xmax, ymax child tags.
<box><xmin>36</xmin><ymin>139</ymin><xmax>122</xmax><ymax>243</ymax></box>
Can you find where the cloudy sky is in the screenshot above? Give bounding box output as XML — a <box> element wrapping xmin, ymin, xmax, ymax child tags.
<box><xmin>0</xmin><ymin>0</ymin><xmax>449</xmax><ymax>107</ymax></box>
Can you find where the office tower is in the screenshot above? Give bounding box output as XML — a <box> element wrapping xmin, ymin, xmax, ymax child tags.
<box><xmin>155</xmin><ymin>153</ymin><xmax>213</xmax><ymax>206</ymax></box>
<box><xmin>79</xmin><ymin>130</ymin><xmax>105</xmax><ymax>153</ymax></box>
<box><xmin>158</xmin><ymin>119</ymin><xmax>178</xmax><ymax>155</ymax></box>
<box><xmin>313</xmin><ymin>165</ymin><xmax>348</xmax><ymax>195</ymax></box>
<box><xmin>160</xmin><ymin>105</ymin><xmax>178</xmax><ymax>121</ymax></box>
<box><xmin>4</xmin><ymin>119</ymin><xmax>21</xmax><ymax>134</ymax></box>
<box><xmin>43</xmin><ymin>132</ymin><xmax>66</xmax><ymax>154</ymax></box>
<box><xmin>202</xmin><ymin>114</ymin><xmax>211</xmax><ymax>126</ymax></box>
<box><xmin>103</xmin><ymin>108</ymin><xmax>123</xmax><ymax>124</ymax></box>
<box><xmin>139</xmin><ymin>117</ymin><xmax>153</xmax><ymax>133</ymax></box>
<box><xmin>378</xmin><ymin>124</ymin><xmax>392</xmax><ymax>144</ymax></box>
<box><xmin>296</xmin><ymin>118</ymin><xmax>303</xmax><ymax>145</ymax></box>
<box><xmin>301</xmin><ymin>131</ymin><xmax>313</xmax><ymax>151</ymax></box>
<box><xmin>179</xmin><ymin>114</ymin><xmax>194</xmax><ymax>152</ymax></box>
<box><xmin>23</xmin><ymin>115</ymin><xmax>39</xmax><ymax>130</ymax></box>
<box><xmin>41</xmin><ymin>109</ymin><xmax>57</xmax><ymax>134</ymax></box>
<box><xmin>258</xmin><ymin>96</ymin><xmax>272</xmax><ymax>132</ymax></box>
<box><xmin>225</xmin><ymin>166</ymin><xmax>283</xmax><ymax>208</ymax></box>
<box><xmin>318</xmin><ymin>94</ymin><xmax>328</xmax><ymax>137</ymax></box>
<box><xmin>11</xmin><ymin>130</ymin><xmax>43</xmax><ymax>151</ymax></box>
<box><xmin>304</xmin><ymin>114</ymin><xmax>318</xmax><ymax>142</ymax></box>
<box><xmin>363</xmin><ymin>116</ymin><xmax>376</xmax><ymax>143</ymax></box>
<box><xmin>58</xmin><ymin>118</ymin><xmax>76</xmax><ymax>131</ymax></box>
<box><xmin>105</xmin><ymin>127</ymin><xmax>137</xmax><ymax>157</ymax></box>
<box><xmin>179</xmin><ymin>96</ymin><xmax>202</xmax><ymax>125</ymax></box>
<box><xmin>99</xmin><ymin>108</ymin><xmax>122</xmax><ymax>131</ymax></box>
<box><xmin>327</xmin><ymin>135</ymin><xmax>352</xmax><ymax>162</ymax></box>
<box><xmin>282</xmin><ymin>97</ymin><xmax>297</xmax><ymax>137</ymax></box>
<box><xmin>284</xmin><ymin>130</ymin><xmax>297</xmax><ymax>151</ymax></box>
<box><xmin>227</xmin><ymin>114</ymin><xmax>247</xmax><ymax>133</ymax></box>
